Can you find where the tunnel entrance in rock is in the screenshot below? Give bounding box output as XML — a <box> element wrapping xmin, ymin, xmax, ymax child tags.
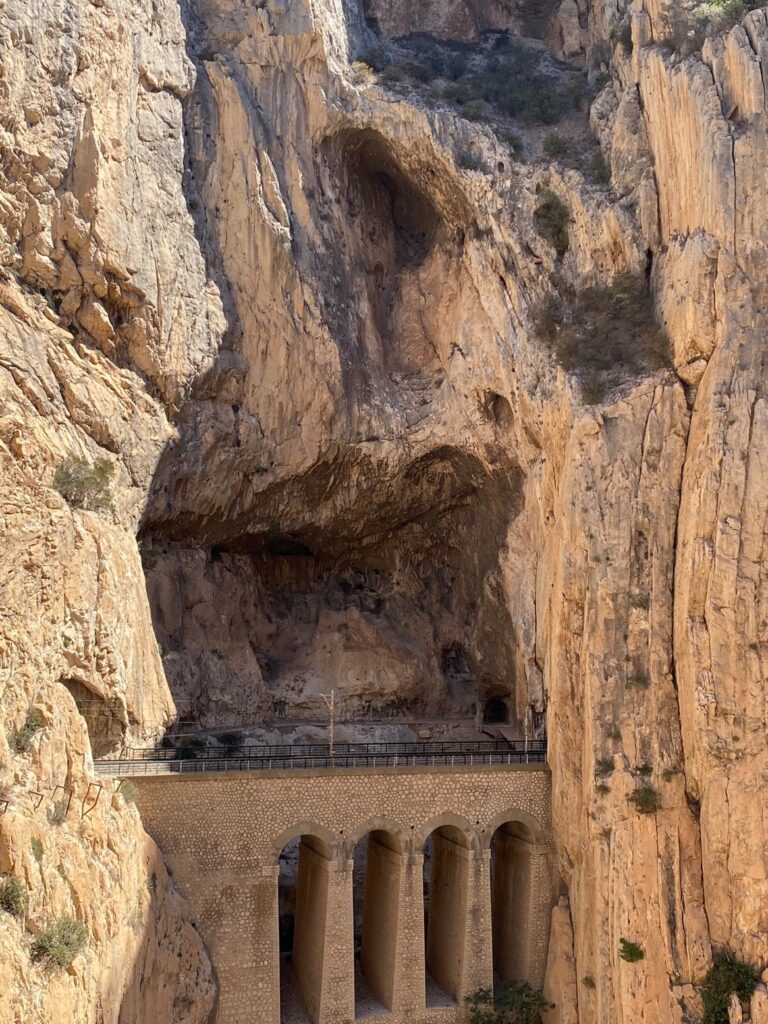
<box><xmin>483</xmin><ymin>697</ymin><xmax>509</xmax><ymax>725</ymax></box>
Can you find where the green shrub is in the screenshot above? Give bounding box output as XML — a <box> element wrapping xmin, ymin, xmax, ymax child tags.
<box><xmin>534</xmin><ymin>189</ymin><xmax>571</xmax><ymax>258</ymax></box>
<box><xmin>628</xmin><ymin>785</ymin><xmax>660</xmax><ymax>814</ymax></box>
<box><xmin>533</xmin><ymin>272</ymin><xmax>669</xmax><ymax>403</ymax></box>
<box><xmin>359</xmin><ymin>46</ymin><xmax>387</xmax><ymax>71</ymax></box>
<box><xmin>47</xmin><ymin>800</ymin><xmax>68</xmax><ymax>826</ymax></box>
<box><xmin>466</xmin><ymin>981</ymin><xmax>554</xmax><ymax>1024</ymax></box>
<box><xmin>630</xmin><ymin>592</ymin><xmax>650</xmax><ymax>610</ymax></box>
<box><xmin>32</xmin><ymin>916</ymin><xmax>87</xmax><ymax>968</ymax></box>
<box><xmin>0</xmin><ymin>875</ymin><xmax>28</xmax><ymax>918</ymax></box>
<box><xmin>461</xmin><ymin>98</ymin><xmax>491</xmax><ymax>121</ymax></box>
<box><xmin>582</xmin><ymin>974</ymin><xmax>596</xmax><ymax>989</ymax></box>
<box><xmin>589</xmin><ymin>40</ymin><xmax>612</xmax><ymax>71</ymax></box>
<box><xmin>700</xmin><ymin>949</ymin><xmax>760</xmax><ymax>1024</ymax></box>
<box><xmin>666</xmin><ymin>0</ymin><xmax>759</xmax><ymax>54</ymax></box>
<box><xmin>588</xmin><ymin>150</ymin><xmax>611</xmax><ymax>185</ymax></box>
<box><xmin>543</xmin><ymin>132</ymin><xmax>568</xmax><ymax>159</ymax></box>
<box><xmin>30</xmin><ymin>838</ymin><xmax>43</xmax><ymax>863</ymax></box>
<box><xmin>596</xmin><ymin>782</ymin><xmax>611</xmax><ymax>795</ymax></box>
<box><xmin>381</xmin><ymin>64</ymin><xmax>404</xmax><ymax>84</ymax></box>
<box><xmin>505</xmin><ymin>133</ymin><xmax>524</xmax><ymax>157</ymax></box>
<box><xmin>406</xmin><ymin>61</ymin><xmax>437</xmax><ymax>83</ymax></box>
<box><xmin>636</xmin><ymin>762</ymin><xmax>653</xmax><ymax>778</ymax></box>
<box><xmin>53</xmin><ymin>455</ymin><xmax>114</xmax><ymax>512</ymax></box>
<box><xmin>217</xmin><ymin>732</ymin><xmax>242</xmax><ymax>756</ymax></box>
<box><xmin>442</xmin><ymin>79</ymin><xmax>473</xmax><ymax>105</ymax></box>
<box><xmin>619</xmin><ymin>938</ymin><xmax>645</xmax><ymax>963</ymax></box>
<box><xmin>9</xmin><ymin>708</ymin><xmax>45</xmax><ymax>755</ymax></box>
<box><xmin>446</xmin><ymin>51</ymin><xmax>469</xmax><ymax>79</ymax></box>
<box><xmin>595</xmin><ymin>757</ymin><xmax>614</xmax><ymax>777</ymax></box>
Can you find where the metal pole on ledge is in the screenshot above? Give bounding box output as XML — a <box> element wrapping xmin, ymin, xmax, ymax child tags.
<box><xmin>320</xmin><ymin>688</ymin><xmax>335</xmax><ymax>758</ymax></box>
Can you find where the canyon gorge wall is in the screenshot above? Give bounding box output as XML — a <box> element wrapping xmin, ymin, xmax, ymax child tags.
<box><xmin>0</xmin><ymin>0</ymin><xmax>767</xmax><ymax>1022</ymax></box>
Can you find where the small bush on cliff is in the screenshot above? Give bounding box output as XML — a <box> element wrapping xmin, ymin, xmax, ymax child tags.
<box><xmin>53</xmin><ymin>455</ymin><xmax>114</xmax><ymax>512</ymax></box>
<box><xmin>32</xmin><ymin>916</ymin><xmax>87</xmax><ymax>968</ymax></box>
<box><xmin>533</xmin><ymin>272</ymin><xmax>669</xmax><ymax>403</ymax></box>
<box><xmin>700</xmin><ymin>949</ymin><xmax>760</xmax><ymax>1024</ymax></box>
<box><xmin>619</xmin><ymin>938</ymin><xmax>645</xmax><ymax>963</ymax></box>
<box><xmin>667</xmin><ymin>0</ymin><xmax>760</xmax><ymax>54</ymax></box>
<box><xmin>534</xmin><ymin>189</ymin><xmax>571</xmax><ymax>257</ymax></box>
<box><xmin>628</xmin><ymin>785</ymin><xmax>660</xmax><ymax>814</ymax></box>
<box><xmin>467</xmin><ymin>982</ymin><xmax>553</xmax><ymax>1024</ymax></box>
<box><xmin>595</xmin><ymin>756</ymin><xmax>614</xmax><ymax>777</ymax></box>
<box><xmin>0</xmin><ymin>875</ymin><xmax>28</xmax><ymax>918</ymax></box>
<box><xmin>8</xmin><ymin>707</ymin><xmax>45</xmax><ymax>755</ymax></box>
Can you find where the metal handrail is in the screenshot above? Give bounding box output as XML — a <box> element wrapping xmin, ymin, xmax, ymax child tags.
<box><xmin>95</xmin><ymin>747</ymin><xmax>547</xmax><ymax>778</ymax></box>
<box><xmin>120</xmin><ymin>738</ymin><xmax>548</xmax><ymax>761</ymax></box>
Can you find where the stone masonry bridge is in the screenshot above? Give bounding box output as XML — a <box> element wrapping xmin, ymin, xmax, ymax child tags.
<box><xmin>99</xmin><ymin>744</ymin><xmax>556</xmax><ymax>1024</ymax></box>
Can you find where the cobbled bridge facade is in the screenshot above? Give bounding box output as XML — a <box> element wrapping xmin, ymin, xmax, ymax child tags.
<box><xmin>103</xmin><ymin>747</ymin><xmax>556</xmax><ymax>1024</ymax></box>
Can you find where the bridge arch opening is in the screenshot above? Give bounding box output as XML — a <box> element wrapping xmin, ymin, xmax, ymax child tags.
<box><xmin>490</xmin><ymin>819</ymin><xmax>536</xmax><ymax>986</ymax></box>
<box><xmin>278</xmin><ymin>832</ymin><xmax>334</xmax><ymax>1024</ymax></box>
<box><xmin>423</xmin><ymin>824</ymin><xmax>472</xmax><ymax>1007</ymax></box>
<box><xmin>353</xmin><ymin>829</ymin><xmax>403</xmax><ymax>1016</ymax></box>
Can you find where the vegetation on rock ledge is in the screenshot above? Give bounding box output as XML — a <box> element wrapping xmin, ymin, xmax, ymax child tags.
<box><xmin>534</xmin><ymin>272</ymin><xmax>670</xmax><ymax>404</ymax></box>
<box><xmin>467</xmin><ymin>981</ymin><xmax>554</xmax><ymax>1024</ymax></box>
<box><xmin>53</xmin><ymin>454</ymin><xmax>114</xmax><ymax>512</ymax></box>
<box><xmin>32</xmin><ymin>916</ymin><xmax>88</xmax><ymax>968</ymax></box>
<box><xmin>700</xmin><ymin>949</ymin><xmax>760</xmax><ymax>1024</ymax></box>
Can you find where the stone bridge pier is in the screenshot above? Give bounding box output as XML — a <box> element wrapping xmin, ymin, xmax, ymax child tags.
<box><xmin>128</xmin><ymin>765</ymin><xmax>556</xmax><ymax>1024</ymax></box>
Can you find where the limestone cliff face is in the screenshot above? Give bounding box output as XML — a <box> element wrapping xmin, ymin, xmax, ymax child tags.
<box><xmin>1</xmin><ymin>0</ymin><xmax>768</xmax><ymax>1022</ymax></box>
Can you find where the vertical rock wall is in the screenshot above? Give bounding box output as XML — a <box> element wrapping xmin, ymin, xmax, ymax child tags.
<box><xmin>2</xmin><ymin>0</ymin><xmax>768</xmax><ymax>1021</ymax></box>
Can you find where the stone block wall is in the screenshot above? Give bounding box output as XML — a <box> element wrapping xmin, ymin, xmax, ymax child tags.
<box><xmin>129</xmin><ymin>765</ymin><xmax>555</xmax><ymax>1024</ymax></box>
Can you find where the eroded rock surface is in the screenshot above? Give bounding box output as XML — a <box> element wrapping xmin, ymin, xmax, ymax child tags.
<box><xmin>1</xmin><ymin>0</ymin><xmax>768</xmax><ymax>1021</ymax></box>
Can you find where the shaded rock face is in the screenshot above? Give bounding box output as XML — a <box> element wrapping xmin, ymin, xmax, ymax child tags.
<box><xmin>362</xmin><ymin>0</ymin><xmax>562</xmax><ymax>40</ymax></box>
<box><xmin>2</xmin><ymin>0</ymin><xmax>768</xmax><ymax>1023</ymax></box>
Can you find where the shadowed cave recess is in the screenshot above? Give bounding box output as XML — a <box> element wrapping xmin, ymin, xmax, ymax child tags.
<box><xmin>131</xmin><ymin>4</ymin><xmax>543</xmax><ymax>751</ymax></box>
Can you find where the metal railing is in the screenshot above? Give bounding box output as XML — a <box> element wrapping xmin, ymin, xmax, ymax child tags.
<box><xmin>96</xmin><ymin>742</ymin><xmax>547</xmax><ymax>778</ymax></box>
<box><xmin>120</xmin><ymin>738</ymin><xmax>545</xmax><ymax>761</ymax></box>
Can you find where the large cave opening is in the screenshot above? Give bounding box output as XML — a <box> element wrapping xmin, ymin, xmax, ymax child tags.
<box><xmin>140</xmin><ymin>446</ymin><xmax>527</xmax><ymax>743</ymax></box>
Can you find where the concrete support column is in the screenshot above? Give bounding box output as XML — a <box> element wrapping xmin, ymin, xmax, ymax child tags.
<box><xmin>527</xmin><ymin>847</ymin><xmax>554</xmax><ymax>988</ymax></box>
<box><xmin>360</xmin><ymin>836</ymin><xmax>404</xmax><ymax>1010</ymax></box>
<box><xmin>425</xmin><ymin>832</ymin><xmax>471</xmax><ymax>1002</ymax></box>
<box><xmin>215</xmin><ymin>868</ymin><xmax>280</xmax><ymax>1024</ymax></box>
<box><xmin>392</xmin><ymin>849</ymin><xmax>426</xmax><ymax>1016</ymax></box>
<box><xmin>317</xmin><ymin>857</ymin><xmax>355</xmax><ymax>1024</ymax></box>
<box><xmin>462</xmin><ymin>847</ymin><xmax>494</xmax><ymax>999</ymax></box>
<box><xmin>293</xmin><ymin>840</ymin><xmax>332</xmax><ymax>1023</ymax></box>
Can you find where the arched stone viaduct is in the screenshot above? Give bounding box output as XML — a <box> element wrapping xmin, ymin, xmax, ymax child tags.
<box><xmin>127</xmin><ymin>764</ymin><xmax>556</xmax><ymax>1024</ymax></box>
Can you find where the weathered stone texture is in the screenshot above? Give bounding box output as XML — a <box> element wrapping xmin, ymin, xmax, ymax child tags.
<box><xmin>130</xmin><ymin>766</ymin><xmax>555</xmax><ymax>1024</ymax></box>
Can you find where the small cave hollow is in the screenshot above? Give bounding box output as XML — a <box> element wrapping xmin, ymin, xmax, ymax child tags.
<box><xmin>481</xmin><ymin>391</ymin><xmax>513</xmax><ymax>429</ymax></box>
